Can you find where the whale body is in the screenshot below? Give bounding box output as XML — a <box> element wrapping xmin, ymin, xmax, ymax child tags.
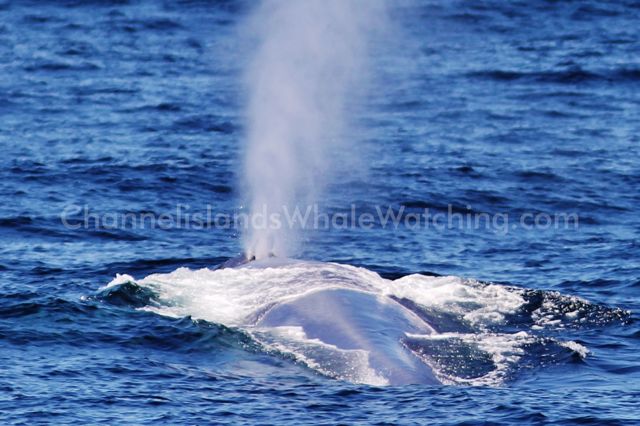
<box><xmin>105</xmin><ymin>256</ymin><xmax>596</xmax><ymax>387</ymax></box>
<box><xmin>256</xmin><ymin>287</ymin><xmax>440</xmax><ymax>385</ymax></box>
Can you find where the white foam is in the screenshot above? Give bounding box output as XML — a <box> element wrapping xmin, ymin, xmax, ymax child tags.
<box><xmin>107</xmin><ymin>273</ymin><xmax>136</xmax><ymax>286</ymax></box>
<box><xmin>404</xmin><ymin>331</ymin><xmax>534</xmax><ymax>386</ymax></box>
<box><xmin>384</xmin><ymin>274</ymin><xmax>525</xmax><ymax>328</ymax></box>
<box><xmin>559</xmin><ymin>340</ymin><xmax>590</xmax><ymax>358</ymax></box>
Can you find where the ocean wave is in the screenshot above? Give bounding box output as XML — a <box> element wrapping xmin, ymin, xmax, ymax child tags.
<box><xmin>467</xmin><ymin>67</ymin><xmax>640</xmax><ymax>84</ymax></box>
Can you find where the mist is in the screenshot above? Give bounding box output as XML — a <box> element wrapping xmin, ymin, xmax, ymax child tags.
<box><xmin>242</xmin><ymin>0</ymin><xmax>385</xmax><ymax>260</ymax></box>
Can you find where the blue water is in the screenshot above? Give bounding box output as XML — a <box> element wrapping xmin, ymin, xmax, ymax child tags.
<box><xmin>1</xmin><ymin>0</ymin><xmax>639</xmax><ymax>424</ymax></box>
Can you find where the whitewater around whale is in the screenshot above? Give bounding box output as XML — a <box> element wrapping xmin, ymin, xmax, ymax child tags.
<box><xmin>102</xmin><ymin>257</ymin><xmax>597</xmax><ymax>386</ymax></box>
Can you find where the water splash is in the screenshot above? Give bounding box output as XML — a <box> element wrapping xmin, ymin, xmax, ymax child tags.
<box><xmin>242</xmin><ymin>0</ymin><xmax>385</xmax><ymax>259</ymax></box>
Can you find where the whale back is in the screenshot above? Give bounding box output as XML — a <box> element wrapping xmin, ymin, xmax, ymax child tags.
<box><xmin>257</xmin><ymin>288</ymin><xmax>440</xmax><ymax>385</ymax></box>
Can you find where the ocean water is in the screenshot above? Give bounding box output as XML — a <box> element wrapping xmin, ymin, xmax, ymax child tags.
<box><xmin>1</xmin><ymin>0</ymin><xmax>639</xmax><ymax>424</ymax></box>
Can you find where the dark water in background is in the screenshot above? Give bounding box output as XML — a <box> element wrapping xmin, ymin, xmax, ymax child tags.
<box><xmin>1</xmin><ymin>0</ymin><xmax>639</xmax><ymax>424</ymax></box>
